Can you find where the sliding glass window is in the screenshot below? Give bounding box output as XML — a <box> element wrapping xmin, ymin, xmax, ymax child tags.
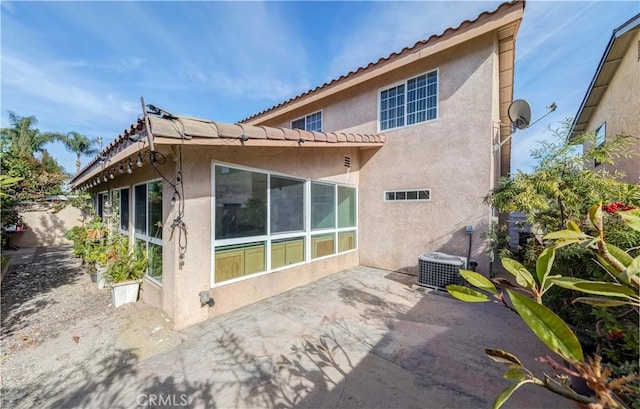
<box><xmin>213</xmin><ymin>163</ymin><xmax>357</xmax><ymax>286</ymax></box>
<box><xmin>134</xmin><ymin>180</ymin><xmax>163</xmax><ymax>283</ymax></box>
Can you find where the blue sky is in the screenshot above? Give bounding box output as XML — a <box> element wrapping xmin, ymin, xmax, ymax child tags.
<box><xmin>2</xmin><ymin>0</ymin><xmax>638</xmax><ymax>174</ymax></box>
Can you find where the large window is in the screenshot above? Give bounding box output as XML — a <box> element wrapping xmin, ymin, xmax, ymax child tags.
<box><xmin>120</xmin><ymin>188</ymin><xmax>130</xmax><ymax>232</ymax></box>
<box><xmin>379</xmin><ymin>70</ymin><xmax>437</xmax><ymax>131</ymax></box>
<box><xmin>291</xmin><ymin>111</ymin><xmax>322</xmax><ymax>132</ymax></box>
<box><xmin>110</xmin><ymin>188</ymin><xmax>130</xmax><ymax>233</ymax></box>
<box><xmin>134</xmin><ymin>181</ymin><xmax>163</xmax><ymax>283</ymax></box>
<box><xmin>311</xmin><ymin>182</ymin><xmax>335</xmax><ymax>230</ymax></box>
<box><xmin>270</xmin><ymin>176</ymin><xmax>305</xmax><ymax>233</ymax></box>
<box><xmin>215</xmin><ymin>166</ymin><xmax>267</xmax><ymax>239</ymax></box>
<box><xmin>213</xmin><ymin>164</ymin><xmax>357</xmax><ymax>285</ymax></box>
<box><xmin>96</xmin><ymin>192</ymin><xmax>107</xmax><ymax>219</ymax></box>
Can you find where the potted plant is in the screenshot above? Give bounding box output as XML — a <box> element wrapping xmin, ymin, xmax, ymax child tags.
<box><xmin>105</xmin><ymin>236</ymin><xmax>148</xmax><ymax>307</ymax></box>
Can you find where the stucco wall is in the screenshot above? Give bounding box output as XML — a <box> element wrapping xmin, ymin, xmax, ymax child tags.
<box><xmin>254</xmin><ymin>34</ymin><xmax>498</xmax><ymax>273</ymax></box>
<box><xmin>586</xmin><ymin>30</ymin><xmax>640</xmax><ymax>184</ymax></box>
<box><xmin>359</xmin><ymin>34</ymin><xmax>496</xmax><ymax>273</ymax></box>
<box><xmin>13</xmin><ymin>205</ymin><xmax>84</xmax><ymax>248</ymax></box>
<box><xmin>94</xmin><ymin>144</ymin><xmax>367</xmax><ymax>328</ymax></box>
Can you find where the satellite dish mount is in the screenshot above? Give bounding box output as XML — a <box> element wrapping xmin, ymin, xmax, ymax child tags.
<box><xmin>494</xmin><ymin>99</ymin><xmax>557</xmax><ymax>152</ymax></box>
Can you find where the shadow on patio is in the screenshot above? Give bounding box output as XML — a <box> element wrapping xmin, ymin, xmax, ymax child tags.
<box><xmin>15</xmin><ymin>265</ymin><xmax>568</xmax><ymax>408</ymax></box>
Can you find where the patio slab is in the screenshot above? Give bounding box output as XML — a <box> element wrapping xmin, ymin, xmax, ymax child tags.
<box><xmin>41</xmin><ymin>265</ymin><xmax>568</xmax><ymax>408</ymax></box>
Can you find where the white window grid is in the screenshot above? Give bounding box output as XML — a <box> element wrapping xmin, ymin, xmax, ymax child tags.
<box><xmin>291</xmin><ymin>110</ymin><xmax>323</xmax><ymax>132</ymax></box>
<box><xmin>378</xmin><ymin>69</ymin><xmax>438</xmax><ymax>131</ymax></box>
<box><xmin>211</xmin><ymin>162</ymin><xmax>357</xmax><ymax>288</ymax></box>
<box><xmin>384</xmin><ymin>189</ymin><xmax>431</xmax><ymax>202</ymax></box>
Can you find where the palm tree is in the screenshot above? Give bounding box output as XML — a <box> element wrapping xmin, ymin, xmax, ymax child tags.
<box><xmin>0</xmin><ymin>111</ymin><xmax>62</xmax><ymax>156</ymax></box>
<box><xmin>60</xmin><ymin>131</ymin><xmax>99</xmax><ymax>174</ymax></box>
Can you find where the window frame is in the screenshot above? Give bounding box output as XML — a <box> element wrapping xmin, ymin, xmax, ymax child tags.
<box><xmin>133</xmin><ymin>179</ymin><xmax>163</xmax><ymax>285</ymax></box>
<box><xmin>291</xmin><ymin>110</ymin><xmax>323</xmax><ymax>132</ymax></box>
<box><xmin>377</xmin><ymin>69</ymin><xmax>439</xmax><ymax>132</ymax></box>
<box><xmin>110</xmin><ymin>187</ymin><xmax>131</xmax><ymax>234</ymax></box>
<box><xmin>384</xmin><ymin>189</ymin><xmax>431</xmax><ymax>202</ymax></box>
<box><xmin>594</xmin><ymin>122</ymin><xmax>606</xmax><ymax>167</ymax></box>
<box><xmin>95</xmin><ymin>191</ymin><xmax>108</xmax><ymax>219</ymax></box>
<box><xmin>211</xmin><ymin>161</ymin><xmax>357</xmax><ymax>288</ymax></box>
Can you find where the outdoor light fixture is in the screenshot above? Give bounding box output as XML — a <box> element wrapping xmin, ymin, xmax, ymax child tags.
<box><xmin>117</xmin><ymin>163</ymin><xmax>124</xmax><ymax>175</ymax></box>
<box><xmin>239</xmin><ymin>134</ymin><xmax>249</xmax><ymax>142</ymax></box>
<box><xmin>127</xmin><ymin>159</ymin><xmax>133</xmax><ymax>174</ymax></box>
<box><xmin>136</xmin><ymin>153</ymin><xmax>143</xmax><ymax>168</ymax></box>
<box><xmin>102</xmin><ymin>174</ymin><xmax>108</xmax><ymax>183</ymax></box>
<box><xmin>109</xmin><ymin>171</ymin><xmax>114</xmax><ymax>180</ymax></box>
<box><xmin>298</xmin><ymin>137</ymin><xmax>305</xmax><ymax>144</ymax></box>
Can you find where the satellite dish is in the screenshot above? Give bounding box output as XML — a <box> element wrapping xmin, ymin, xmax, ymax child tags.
<box><xmin>508</xmin><ymin>99</ymin><xmax>531</xmax><ymax>130</ymax></box>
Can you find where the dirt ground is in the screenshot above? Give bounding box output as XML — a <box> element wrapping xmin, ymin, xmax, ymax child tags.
<box><xmin>0</xmin><ymin>246</ymin><xmax>185</xmax><ymax>408</ymax></box>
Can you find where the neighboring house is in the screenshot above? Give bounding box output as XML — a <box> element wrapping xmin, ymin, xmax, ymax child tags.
<box><xmin>570</xmin><ymin>13</ymin><xmax>640</xmax><ymax>184</ymax></box>
<box><xmin>71</xmin><ymin>0</ymin><xmax>524</xmax><ymax>328</ymax></box>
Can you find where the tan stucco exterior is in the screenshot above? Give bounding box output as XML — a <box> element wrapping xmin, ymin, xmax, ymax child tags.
<box><xmin>585</xmin><ymin>29</ymin><xmax>640</xmax><ymax>183</ymax></box>
<box><xmin>13</xmin><ymin>205</ymin><xmax>83</xmax><ymax>248</ymax></box>
<box><xmin>73</xmin><ymin>1</ymin><xmax>523</xmax><ymax>328</ymax></box>
<box><xmin>252</xmin><ymin>32</ymin><xmax>514</xmax><ymax>273</ymax></box>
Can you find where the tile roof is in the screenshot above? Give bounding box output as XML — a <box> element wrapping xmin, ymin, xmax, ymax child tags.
<box><xmin>148</xmin><ymin>115</ymin><xmax>385</xmax><ymax>144</ymax></box>
<box><xmin>570</xmin><ymin>13</ymin><xmax>640</xmax><ymax>140</ymax></box>
<box><xmin>239</xmin><ymin>0</ymin><xmax>524</xmax><ymax>124</ymax></box>
<box><xmin>72</xmin><ymin>114</ymin><xmax>384</xmax><ymax>184</ymax></box>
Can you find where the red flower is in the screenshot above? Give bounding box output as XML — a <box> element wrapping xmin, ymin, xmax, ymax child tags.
<box><xmin>602</xmin><ymin>202</ymin><xmax>636</xmax><ymax>213</ymax></box>
<box><xmin>607</xmin><ymin>330</ymin><xmax>624</xmax><ymax>341</ymax></box>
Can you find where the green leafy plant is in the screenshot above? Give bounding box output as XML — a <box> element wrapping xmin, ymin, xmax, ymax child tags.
<box><xmin>447</xmin><ymin>203</ymin><xmax>639</xmax><ymax>408</ymax></box>
<box><xmin>105</xmin><ymin>236</ymin><xmax>148</xmax><ymax>284</ymax></box>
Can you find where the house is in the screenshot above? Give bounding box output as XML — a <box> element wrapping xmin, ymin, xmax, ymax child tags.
<box><xmin>71</xmin><ymin>0</ymin><xmax>525</xmax><ymax>329</ymax></box>
<box><xmin>570</xmin><ymin>13</ymin><xmax>640</xmax><ymax>184</ymax></box>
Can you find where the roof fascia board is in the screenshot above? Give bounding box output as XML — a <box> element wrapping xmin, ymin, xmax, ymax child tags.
<box><xmin>570</xmin><ymin>13</ymin><xmax>640</xmax><ymax>139</ymax></box>
<box><xmin>153</xmin><ymin>136</ymin><xmax>384</xmax><ymax>149</ymax></box>
<box><xmin>71</xmin><ymin>143</ymin><xmax>143</xmax><ymax>186</ymax></box>
<box><xmin>244</xmin><ymin>4</ymin><xmax>524</xmax><ymax>126</ymax></box>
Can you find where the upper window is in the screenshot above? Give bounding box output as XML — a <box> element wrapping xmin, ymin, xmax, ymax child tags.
<box><xmin>594</xmin><ymin>122</ymin><xmax>606</xmax><ymax>167</ymax></box>
<box><xmin>379</xmin><ymin>71</ymin><xmax>437</xmax><ymax>131</ymax></box>
<box><xmin>292</xmin><ymin>111</ymin><xmax>322</xmax><ymax>132</ymax></box>
<box><xmin>595</xmin><ymin>123</ymin><xmax>606</xmax><ymax>146</ymax></box>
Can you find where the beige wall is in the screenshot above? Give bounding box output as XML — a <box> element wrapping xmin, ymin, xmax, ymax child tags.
<box><xmin>586</xmin><ymin>30</ymin><xmax>640</xmax><ymax>184</ymax></box>
<box><xmin>92</xmin><ymin>144</ymin><xmax>368</xmax><ymax>328</ymax></box>
<box><xmin>360</xmin><ymin>34</ymin><xmax>496</xmax><ymax>273</ymax></box>
<box><xmin>255</xmin><ymin>34</ymin><xmax>498</xmax><ymax>273</ymax></box>
<box><xmin>13</xmin><ymin>205</ymin><xmax>84</xmax><ymax>248</ymax></box>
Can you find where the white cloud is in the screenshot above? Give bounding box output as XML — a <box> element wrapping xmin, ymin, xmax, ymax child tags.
<box><xmin>328</xmin><ymin>1</ymin><xmax>503</xmax><ymax>79</ymax></box>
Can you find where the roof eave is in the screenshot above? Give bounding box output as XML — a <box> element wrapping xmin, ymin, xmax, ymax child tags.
<box><xmin>569</xmin><ymin>13</ymin><xmax>640</xmax><ymax>143</ymax></box>
<box><xmin>241</xmin><ymin>0</ymin><xmax>525</xmax><ymax>126</ymax></box>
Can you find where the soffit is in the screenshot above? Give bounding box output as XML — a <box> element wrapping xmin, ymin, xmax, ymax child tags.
<box><xmin>570</xmin><ymin>14</ymin><xmax>640</xmax><ymax>139</ymax></box>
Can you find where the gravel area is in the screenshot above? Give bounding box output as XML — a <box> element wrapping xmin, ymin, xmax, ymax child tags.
<box><xmin>1</xmin><ymin>246</ymin><xmax>185</xmax><ymax>409</ymax></box>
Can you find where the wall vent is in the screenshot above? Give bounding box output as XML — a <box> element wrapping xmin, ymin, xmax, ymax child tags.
<box><xmin>343</xmin><ymin>156</ymin><xmax>351</xmax><ymax>168</ymax></box>
<box><xmin>418</xmin><ymin>252</ymin><xmax>467</xmax><ymax>290</ymax></box>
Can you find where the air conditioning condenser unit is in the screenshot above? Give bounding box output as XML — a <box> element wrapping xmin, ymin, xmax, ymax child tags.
<box><xmin>418</xmin><ymin>252</ymin><xmax>467</xmax><ymax>290</ymax></box>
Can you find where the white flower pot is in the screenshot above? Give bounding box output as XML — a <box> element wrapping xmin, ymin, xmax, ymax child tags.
<box><xmin>111</xmin><ymin>281</ymin><xmax>140</xmax><ymax>308</ymax></box>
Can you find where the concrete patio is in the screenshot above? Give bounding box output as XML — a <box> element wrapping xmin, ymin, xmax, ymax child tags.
<box><xmin>6</xmin><ymin>260</ymin><xmax>568</xmax><ymax>408</ymax></box>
